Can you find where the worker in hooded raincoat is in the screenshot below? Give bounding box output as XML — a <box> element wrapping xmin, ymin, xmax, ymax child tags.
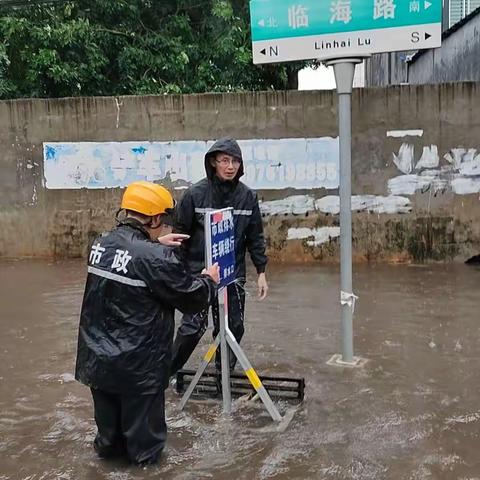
<box><xmin>170</xmin><ymin>138</ymin><xmax>268</xmax><ymax>374</ymax></box>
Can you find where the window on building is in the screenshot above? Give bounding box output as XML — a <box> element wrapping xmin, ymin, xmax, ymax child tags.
<box><xmin>449</xmin><ymin>0</ymin><xmax>480</xmax><ymax>27</ymax></box>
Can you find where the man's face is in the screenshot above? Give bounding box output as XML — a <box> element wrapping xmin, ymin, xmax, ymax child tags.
<box><xmin>212</xmin><ymin>152</ymin><xmax>241</xmax><ymax>181</ymax></box>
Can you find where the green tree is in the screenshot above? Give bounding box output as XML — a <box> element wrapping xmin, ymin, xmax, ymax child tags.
<box><xmin>0</xmin><ymin>0</ymin><xmax>306</xmax><ymax>99</ymax></box>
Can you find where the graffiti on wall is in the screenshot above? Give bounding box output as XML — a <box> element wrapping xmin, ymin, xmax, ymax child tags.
<box><xmin>43</xmin><ymin>137</ymin><xmax>339</xmax><ymax>190</ymax></box>
<box><xmin>389</xmin><ymin>143</ymin><xmax>480</xmax><ymax>196</ymax></box>
<box><xmin>261</xmin><ymin>134</ymin><xmax>480</xmax><ymax>247</ymax></box>
<box><xmin>260</xmin><ymin>194</ymin><xmax>412</xmax><ymax>216</ymax></box>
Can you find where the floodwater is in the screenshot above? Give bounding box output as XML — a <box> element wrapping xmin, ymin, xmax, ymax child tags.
<box><xmin>0</xmin><ymin>259</ymin><xmax>479</xmax><ymax>480</ymax></box>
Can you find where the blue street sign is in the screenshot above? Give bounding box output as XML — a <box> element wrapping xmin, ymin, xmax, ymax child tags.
<box><xmin>205</xmin><ymin>208</ymin><xmax>236</xmax><ymax>289</ymax></box>
<box><xmin>250</xmin><ymin>0</ymin><xmax>442</xmax><ymax>64</ymax></box>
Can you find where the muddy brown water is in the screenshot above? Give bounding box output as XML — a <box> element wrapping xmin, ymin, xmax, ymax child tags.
<box><xmin>0</xmin><ymin>259</ymin><xmax>479</xmax><ymax>479</ymax></box>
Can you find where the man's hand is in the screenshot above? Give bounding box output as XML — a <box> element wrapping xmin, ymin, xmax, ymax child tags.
<box><xmin>202</xmin><ymin>263</ymin><xmax>220</xmax><ymax>284</ymax></box>
<box><xmin>257</xmin><ymin>273</ymin><xmax>268</xmax><ymax>300</ymax></box>
<box><xmin>157</xmin><ymin>233</ymin><xmax>190</xmax><ymax>246</ymax></box>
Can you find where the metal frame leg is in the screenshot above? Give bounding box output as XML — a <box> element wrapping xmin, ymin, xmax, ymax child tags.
<box><xmin>226</xmin><ymin>329</ymin><xmax>282</xmax><ymax>422</ymax></box>
<box><xmin>179</xmin><ymin>335</ymin><xmax>220</xmax><ymax>410</ymax></box>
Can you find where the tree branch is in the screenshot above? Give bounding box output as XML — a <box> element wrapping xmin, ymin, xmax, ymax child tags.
<box><xmin>95</xmin><ymin>27</ymin><xmax>131</xmax><ymax>38</ymax></box>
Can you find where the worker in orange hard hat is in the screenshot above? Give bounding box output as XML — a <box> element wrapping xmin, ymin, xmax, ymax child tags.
<box><xmin>75</xmin><ymin>181</ymin><xmax>220</xmax><ymax>466</ymax></box>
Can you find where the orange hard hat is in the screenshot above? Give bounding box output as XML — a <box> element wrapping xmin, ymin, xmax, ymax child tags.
<box><xmin>121</xmin><ymin>181</ymin><xmax>174</xmax><ymax>216</ymax></box>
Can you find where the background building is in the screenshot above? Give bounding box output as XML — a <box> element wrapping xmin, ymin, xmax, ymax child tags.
<box><xmin>365</xmin><ymin>1</ymin><xmax>480</xmax><ymax>86</ymax></box>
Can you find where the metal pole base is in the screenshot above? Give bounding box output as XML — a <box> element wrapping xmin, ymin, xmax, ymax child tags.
<box><xmin>327</xmin><ymin>353</ymin><xmax>368</xmax><ymax>368</ymax></box>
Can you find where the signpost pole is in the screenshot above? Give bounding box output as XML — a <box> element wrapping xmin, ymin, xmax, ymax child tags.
<box><xmin>249</xmin><ymin>0</ymin><xmax>441</xmax><ymax>368</ymax></box>
<box><xmin>326</xmin><ymin>59</ymin><xmax>361</xmax><ymax>365</ymax></box>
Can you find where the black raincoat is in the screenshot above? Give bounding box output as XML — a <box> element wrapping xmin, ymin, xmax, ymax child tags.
<box><xmin>175</xmin><ymin>137</ymin><xmax>267</xmax><ymax>277</ymax></box>
<box><xmin>170</xmin><ymin>138</ymin><xmax>267</xmax><ymax>374</ymax></box>
<box><xmin>75</xmin><ymin>219</ymin><xmax>217</xmax><ymax>395</ymax></box>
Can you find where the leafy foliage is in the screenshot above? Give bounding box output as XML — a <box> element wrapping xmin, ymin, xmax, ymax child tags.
<box><xmin>0</xmin><ymin>0</ymin><xmax>305</xmax><ymax>99</ymax></box>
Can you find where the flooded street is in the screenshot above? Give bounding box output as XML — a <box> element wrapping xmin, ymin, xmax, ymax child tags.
<box><xmin>1</xmin><ymin>259</ymin><xmax>479</xmax><ymax>479</ymax></box>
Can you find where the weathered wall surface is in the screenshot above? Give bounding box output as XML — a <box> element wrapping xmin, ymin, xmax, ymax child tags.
<box><xmin>364</xmin><ymin>51</ymin><xmax>409</xmax><ymax>87</ymax></box>
<box><xmin>1</xmin><ymin>84</ymin><xmax>480</xmax><ymax>263</ymax></box>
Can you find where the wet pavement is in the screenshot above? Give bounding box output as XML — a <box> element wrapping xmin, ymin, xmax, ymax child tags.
<box><xmin>0</xmin><ymin>259</ymin><xmax>479</xmax><ymax>479</ymax></box>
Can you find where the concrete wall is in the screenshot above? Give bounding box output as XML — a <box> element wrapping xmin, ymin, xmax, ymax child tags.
<box><xmin>2</xmin><ymin>84</ymin><xmax>480</xmax><ymax>263</ymax></box>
